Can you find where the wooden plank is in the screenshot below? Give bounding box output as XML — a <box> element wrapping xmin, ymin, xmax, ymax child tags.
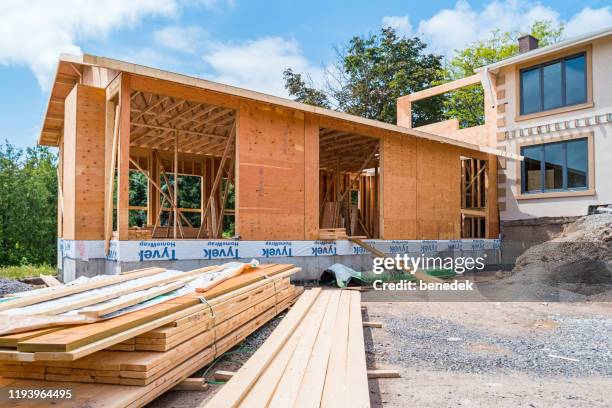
<box><xmin>0</xmin><ymin>267</ymin><xmax>165</xmax><ymax>313</ymax></box>
<box><xmin>39</xmin><ymin>275</ymin><xmax>62</xmax><ymax>287</ymax></box>
<box><xmin>268</xmin><ymin>290</ymin><xmax>332</xmax><ymax>407</ymax></box>
<box><xmin>117</xmin><ymin>74</ymin><xmax>131</xmax><ymax>240</ymax></box>
<box><xmin>214</xmin><ymin>370</ymin><xmax>235</xmax><ymax>381</ymax></box>
<box><xmin>320</xmin><ymin>290</ymin><xmax>351</xmax><ymax>407</ymax></box>
<box><xmin>293</xmin><ymin>290</ymin><xmax>342</xmax><ymax>408</ymax></box>
<box><xmin>403</xmin><ymin>74</ymin><xmax>481</xmax><ymax>102</ymax></box>
<box><xmin>26</xmin><ymin>267</ymin><xmax>212</xmax><ymax>316</ymax></box>
<box><xmin>347</xmin><ymin>291</ymin><xmax>370</xmax><ymax>407</ymax></box>
<box><xmin>173</xmin><ymin>377</ymin><xmax>208</xmax><ymax>391</ymax></box>
<box><xmin>77</xmin><ymin>278</ymin><xmax>190</xmax><ymax>318</ymax></box>
<box><xmin>0</xmin><ymin>327</ymin><xmax>65</xmax><ymax>347</ymax></box>
<box><xmin>367</xmin><ymin>369</ymin><xmax>401</xmax><ymax>379</ymax></box>
<box><xmin>17</xmin><ymin>267</ymin><xmax>299</xmax><ymax>359</ymax></box>
<box><xmin>205</xmin><ymin>288</ymin><xmax>322</xmax><ymax>408</ymax></box>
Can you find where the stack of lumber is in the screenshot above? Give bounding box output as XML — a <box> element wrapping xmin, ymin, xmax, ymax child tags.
<box><xmin>0</xmin><ymin>264</ymin><xmax>303</xmax><ymax>407</ymax></box>
<box><xmin>318</xmin><ymin>228</ymin><xmax>348</xmax><ymax>240</ymax></box>
<box><xmin>205</xmin><ymin>288</ymin><xmax>370</xmax><ymax>407</ymax></box>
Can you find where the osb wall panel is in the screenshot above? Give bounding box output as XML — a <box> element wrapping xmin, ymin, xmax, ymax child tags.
<box><xmin>74</xmin><ymin>85</ymin><xmax>107</xmax><ymax>240</ymax></box>
<box><xmin>304</xmin><ymin>113</ymin><xmax>319</xmax><ymax>239</ymax></box>
<box><xmin>236</xmin><ymin>100</ymin><xmax>306</xmax><ymax>240</ymax></box>
<box><xmin>416</xmin><ymin>139</ymin><xmax>461</xmax><ymax>239</ymax></box>
<box><xmin>381</xmin><ymin>134</ymin><xmax>417</xmax><ymax>239</ymax></box>
<box><xmin>62</xmin><ymin>86</ymin><xmax>77</xmax><ymax>240</ymax></box>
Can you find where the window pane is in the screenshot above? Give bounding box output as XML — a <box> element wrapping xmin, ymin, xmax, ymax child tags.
<box><xmin>521</xmin><ymin>68</ymin><xmax>541</xmax><ymax>114</ymax></box>
<box><xmin>522</xmin><ymin>146</ymin><xmax>542</xmax><ymax>192</ymax></box>
<box><xmin>567</xmin><ymin>139</ymin><xmax>588</xmax><ymax>188</ymax></box>
<box><xmin>544</xmin><ymin>143</ymin><xmax>564</xmax><ymax>190</ymax></box>
<box><xmin>542</xmin><ymin>62</ymin><xmax>563</xmax><ymax>110</ymax></box>
<box><xmin>565</xmin><ymin>55</ymin><xmax>586</xmax><ymax>105</ymax></box>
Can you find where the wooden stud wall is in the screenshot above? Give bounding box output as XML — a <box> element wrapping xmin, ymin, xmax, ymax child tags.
<box><xmin>57</xmin><ymin>70</ymin><xmax>499</xmax><ymax>242</ymax></box>
<box><xmin>61</xmin><ymin>85</ymin><xmax>106</xmax><ymax>240</ymax></box>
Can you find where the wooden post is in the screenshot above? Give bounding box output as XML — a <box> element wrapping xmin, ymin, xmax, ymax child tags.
<box><xmin>117</xmin><ymin>75</ymin><xmax>131</xmax><ymax>241</ymax></box>
<box><xmin>173</xmin><ymin>133</ymin><xmax>178</xmax><ymax>239</ymax></box>
<box><xmin>149</xmin><ymin>152</ymin><xmax>159</xmax><ymax>226</ymax></box>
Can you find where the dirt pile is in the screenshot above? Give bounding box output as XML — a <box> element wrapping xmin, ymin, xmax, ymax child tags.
<box><xmin>509</xmin><ymin>213</ymin><xmax>612</xmax><ymax>298</ymax></box>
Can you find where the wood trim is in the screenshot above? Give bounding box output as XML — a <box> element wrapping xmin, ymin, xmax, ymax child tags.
<box><xmin>514</xmin><ymin>131</ymin><xmax>595</xmax><ymax>199</ymax></box>
<box><xmin>514</xmin><ymin>45</ymin><xmax>593</xmax><ymax>122</ymax></box>
<box><xmin>516</xmin><ymin>189</ymin><xmax>595</xmax><ymax>200</ymax></box>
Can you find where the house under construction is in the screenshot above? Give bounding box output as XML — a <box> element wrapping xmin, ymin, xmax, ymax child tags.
<box><xmin>39</xmin><ymin>54</ymin><xmax>519</xmax><ymax>281</ymax></box>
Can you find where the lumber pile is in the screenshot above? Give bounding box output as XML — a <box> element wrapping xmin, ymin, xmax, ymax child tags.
<box><xmin>205</xmin><ymin>288</ymin><xmax>370</xmax><ymax>407</ymax></box>
<box><xmin>318</xmin><ymin>227</ymin><xmax>348</xmax><ymax>240</ymax></box>
<box><xmin>0</xmin><ymin>264</ymin><xmax>303</xmax><ymax>407</ymax></box>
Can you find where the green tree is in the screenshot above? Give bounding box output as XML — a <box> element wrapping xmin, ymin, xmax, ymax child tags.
<box><xmin>284</xmin><ymin>27</ymin><xmax>445</xmax><ymax>126</ymax></box>
<box><xmin>443</xmin><ymin>21</ymin><xmax>565</xmax><ymax>127</ymax></box>
<box><xmin>0</xmin><ymin>142</ymin><xmax>57</xmax><ymax>266</ymax></box>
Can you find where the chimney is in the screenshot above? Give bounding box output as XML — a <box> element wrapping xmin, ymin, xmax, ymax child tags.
<box><xmin>518</xmin><ymin>34</ymin><xmax>539</xmax><ymax>53</ymax></box>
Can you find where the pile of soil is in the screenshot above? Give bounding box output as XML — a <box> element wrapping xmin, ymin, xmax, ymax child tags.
<box><xmin>508</xmin><ymin>213</ymin><xmax>612</xmax><ymax>298</ymax></box>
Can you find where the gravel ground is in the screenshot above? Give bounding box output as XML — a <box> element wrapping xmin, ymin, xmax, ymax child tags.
<box><xmin>0</xmin><ymin>277</ymin><xmax>31</xmax><ymax>296</ymax></box>
<box><xmin>371</xmin><ymin>314</ymin><xmax>611</xmax><ymax>376</ymax></box>
<box><xmin>365</xmin><ymin>301</ymin><xmax>612</xmax><ymax>407</ymax></box>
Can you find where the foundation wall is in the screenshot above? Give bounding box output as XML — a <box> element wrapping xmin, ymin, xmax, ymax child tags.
<box><xmin>57</xmin><ymin>238</ymin><xmax>501</xmax><ymax>282</ymax></box>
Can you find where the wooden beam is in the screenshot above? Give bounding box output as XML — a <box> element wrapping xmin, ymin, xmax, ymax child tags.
<box><xmin>403</xmin><ymin>74</ymin><xmax>481</xmax><ymax>102</ymax></box>
<box><xmin>173</xmin><ymin>133</ymin><xmax>179</xmax><ymax>239</ymax></box>
<box><xmin>117</xmin><ymin>75</ymin><xmax>131</xmax><ymax>240</ymax></box>
<box><xmin>105</xmin><ymin>105</ymin><xmax>120</xmax><ymax>253</ymax></box>
<box><xmin>367</xmin><ymin>369</ymin><xmax>401</xmax><ymax>379</ymax></box>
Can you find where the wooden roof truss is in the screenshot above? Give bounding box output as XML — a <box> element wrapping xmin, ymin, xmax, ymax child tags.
<box><xmin>130</xmin><ymin>90</ymin><xmax>236</xmax><ymax>157</ymax></box>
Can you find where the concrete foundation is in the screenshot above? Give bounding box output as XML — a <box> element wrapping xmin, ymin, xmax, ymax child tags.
<box><xmin>57</xmin><ymin>238</ymin><xmax>502</xmax><ymax>282</ymax></box>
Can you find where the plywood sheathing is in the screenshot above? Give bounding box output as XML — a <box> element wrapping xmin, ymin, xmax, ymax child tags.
<box><xmin>381</xmin><ymin>133</ymin><xmax>498</xmax><ymax>240</ymax></box>
<box><xmin>236</xmin><ymin>100</ymin><xmax>307</xmax><ymax>240</ymax></box>
<box><xmin>61</xmin><ymin>84</ymin><xmax>106</xmax><ymax>240</ymax></box>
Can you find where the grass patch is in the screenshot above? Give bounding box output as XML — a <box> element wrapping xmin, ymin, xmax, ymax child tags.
<box><xmin>0</xmin><ymin>264</ymin><xmax>57</xmax><ymax>279</ymax></box>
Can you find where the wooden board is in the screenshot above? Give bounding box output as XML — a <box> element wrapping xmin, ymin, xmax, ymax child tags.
<box><xmin>205</xmin><ymin>289</ymin><xmax>370</xmax><ymax>408</ymax></box>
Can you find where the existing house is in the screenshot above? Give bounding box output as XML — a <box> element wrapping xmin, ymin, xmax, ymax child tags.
<box><xmin>39</xmin><ymin>54</ymin><xmax>517</xmax><ymax>280</ymax></box>
<box><xmin>398</xmin><ymin>26</ymin><xmax>612</xmax><ymax>256</ymax></box>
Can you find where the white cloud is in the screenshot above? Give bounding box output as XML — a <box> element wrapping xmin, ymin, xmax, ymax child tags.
<box><xmin>382</xmin><ymin>15</ymin><xmax>412</xmax><ymax>36</ymax></box>
<box><xmin>0</xmin><ymin>0</ymin><xmax>233</xmax><ymax>89</ymax></box>
<box><xmin>415</xmin><ymin>0</ymin><xmax>561</xmax><ymax>55</ymax></box>
<box><xmin>565</xmin><ymin>6</ymin><xmax>612</xmax><ymax>38</ymax></box>
<box><xmin>403</xmin><ymin>1</ymin><xmax>612</xmax><ymax>56</ymax></box>
<box><xmin>0</xmin><ymin>0</ymin><xmax>181</xmax><ymax>89</ymax></box>
<box><xmin>153</xmin><ymin>26</ymin><xmax>206</xmax><ymax>53</ymax></box>
<box><xmin>202</xmin><ymin>36</ymin><xmax>323</xmax><ymax>97</ymax></box>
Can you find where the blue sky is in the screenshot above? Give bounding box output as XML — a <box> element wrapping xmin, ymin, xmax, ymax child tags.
<box><xmin>1</xmin><ymin>0</ymin><xmax>611</xmax><ymax>148</ymax></box>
